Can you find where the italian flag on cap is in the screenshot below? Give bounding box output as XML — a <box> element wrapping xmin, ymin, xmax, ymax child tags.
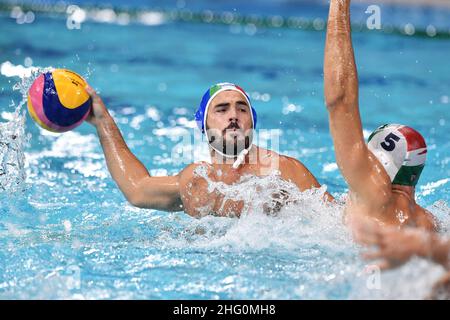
<box><xmin>367</xmin><ymin>124</ymin><xmax>427</xmax><ymax>186</ymax></box>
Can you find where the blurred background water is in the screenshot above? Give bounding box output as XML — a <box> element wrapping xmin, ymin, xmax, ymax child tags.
<box><xmin>0</xmin><ymin>0</ymin><xmax>449</xmax><ymax>299</ymax></box>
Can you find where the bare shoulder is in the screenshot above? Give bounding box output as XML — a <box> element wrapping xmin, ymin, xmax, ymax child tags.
<box><xmin>414</xmin><ymin>204</ymin><xmax>439</xmax><ymax>232</ymax></box>
<box><xmin>277</xmin><ymin>154</ymin><xmax>321</xmax><ymax>191</ymax></box>
<box><xmin>178</xmin><ymin>162</ymin><xmax>210</xmax><ymax>184</ymax></box>
<box><xmin>276</xmin><ymin>154</ymin><xmax>336</xmax><ymax>201</ymax></box>
<box><xmin>254</xmin><ymin>146</ymin><xmax>304</xmax><ymax>172</ymax></box>
<box><xmin>279</xmin><ymin>154</ymin><xmax>311</xmax><ymax>176</ymax></box>
<box><xmin>178</xmin><ymin>161</ymin><xmax>214</xmax><ymax>198</ymax></box>
<box><xmin>178</xmin><ymin>162</ymin><xmax>216</xmax><ymax>217</ymax></box>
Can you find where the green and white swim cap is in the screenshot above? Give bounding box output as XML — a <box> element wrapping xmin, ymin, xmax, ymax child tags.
<box><xmin>367</xmin><ymin>124</ymin><xmax>427</xmax><ymax>187</ymax></box>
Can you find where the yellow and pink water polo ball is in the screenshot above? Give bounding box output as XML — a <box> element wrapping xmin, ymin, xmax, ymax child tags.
<box><xmin>27</xmin><ymin>69</ymin><xmax>92</xmax><ymax>132</ymax></box>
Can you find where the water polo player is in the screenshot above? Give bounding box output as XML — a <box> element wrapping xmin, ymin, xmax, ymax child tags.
<box><xmin>84</xmin><ymin>83</ymin><xmax>333</xmax><ymax>217</ymax></box>
<box><xmin>323</xmin><ymin>0</ymin><xmax>436</xmax><ymax>230</ymax></box>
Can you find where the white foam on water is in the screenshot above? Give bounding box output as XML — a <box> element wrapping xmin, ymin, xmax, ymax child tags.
<box><xmin>427</xmin><ymin>200</ymin><xmax>450</xmax><ymax>232</ymax></box>
<box><xmin>147</xmin><ymin>167</ymin><xmax>450</xmax><ymax>299</ymax></box>
<box><xmin>351</xmin><ymin>258</ymin><xmax>445</xmax><ymax>300</ymax></box>
<box><xmin>419</xmin><ymin>178</ymin><xmax>450</xmax><ymax>197</ymax></box>
<box><xmin>0</xmin><ymin>64</ymin><xmax>48</xmax><ymax>193</ymax></box>
<box><xmin>0</xmin><ymin>61</ymin><xmax>38</xmax><ymax>78</ymax></box>
<box><xmin>0</xmin><ymin>64</ymin><xmax>56</xmax><ymax>193</ymax></box>
<box><xmin>0</xmin><ymin>105</ymin><xmax>27</xmax><ymax>192</ymax></box>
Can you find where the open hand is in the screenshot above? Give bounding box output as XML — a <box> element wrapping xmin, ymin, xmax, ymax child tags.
<box><xmin>351</xmin><ymin>217</ymin><xmax>432</xmax><ymax>270</ymax></box>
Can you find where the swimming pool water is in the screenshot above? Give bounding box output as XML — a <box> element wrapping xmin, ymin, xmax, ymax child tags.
<box><xmin>0</xmin><ymin>0</ymin><xmax>449</xmax><ymax>299</ymax></box>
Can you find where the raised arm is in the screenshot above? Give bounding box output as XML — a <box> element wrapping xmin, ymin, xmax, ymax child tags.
<box><xmin>85</xmin><ymin>86</ymin><xmax>182</xmax><ymax>211</ymax></box>
<box><xmin>324</xmin><ymin>0</ymin><xmax>391</xmax><ymax>204</ymax></box>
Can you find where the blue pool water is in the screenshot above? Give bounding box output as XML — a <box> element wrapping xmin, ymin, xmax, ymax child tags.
<box><xmin>0</xmin><ymin>0</ymin><xmax>449</xmax><ymax>299</ymax></box>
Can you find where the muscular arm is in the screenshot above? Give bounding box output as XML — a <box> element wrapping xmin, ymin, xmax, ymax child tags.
<box><xmin>324</xmin><ymin>0</ymin><xmax>391</xmax><ymax>205</ymax></box>
<box><xmin>86</xmin><ymin>86</ymin><xmax>182</xmax><ymax>211</ymax></box>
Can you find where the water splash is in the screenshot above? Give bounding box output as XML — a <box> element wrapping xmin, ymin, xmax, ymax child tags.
<box><xmin>192</xmin><ymin>163</ymin><xmax>335</xmax><ymax>217</ymax></box>
<box><xmin>0</xmin><ymin>154</ymin><xmax>448</xmax><ymax>298</ymax></box>
<box><xmin>141</xmin><ymin>166</ymin><xmax>450</xmax><ymax>299</ymax></box>
<box><xmin>0</xmin><ymin>65</ymin><xmax>52</xmax><ymax>193</ymax></box>
<box><xmin>0</xmin><ymin>103</ymin><xmax>28</xmax><ymax>193</ymax></box>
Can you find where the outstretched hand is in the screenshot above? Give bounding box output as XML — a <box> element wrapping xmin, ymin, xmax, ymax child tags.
<box><xmin>351</xmin><ymin>216</ymin><xmax>432</xmax><ymax>270</ymax></box>
<box><xmin>84</xmin><ymin>85</ymin><xmax>109</xmax><ymax>127</ymax></box>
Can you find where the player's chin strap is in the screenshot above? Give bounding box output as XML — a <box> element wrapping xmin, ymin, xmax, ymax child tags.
<box><xmin>208</xmin><ymin>142</ymin><xmax>253</xmax><ymax>169</ymax></box>
<box><xmin>232</xmin><ymin>147</ymin><xmax>250</xmax><ymax>169</ymax></box>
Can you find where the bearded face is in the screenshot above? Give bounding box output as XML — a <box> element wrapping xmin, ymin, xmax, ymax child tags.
<box><xmin>205</xmin><ymin>90</ymin><xmax>253</xmax><ymax>156</ymax></box>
